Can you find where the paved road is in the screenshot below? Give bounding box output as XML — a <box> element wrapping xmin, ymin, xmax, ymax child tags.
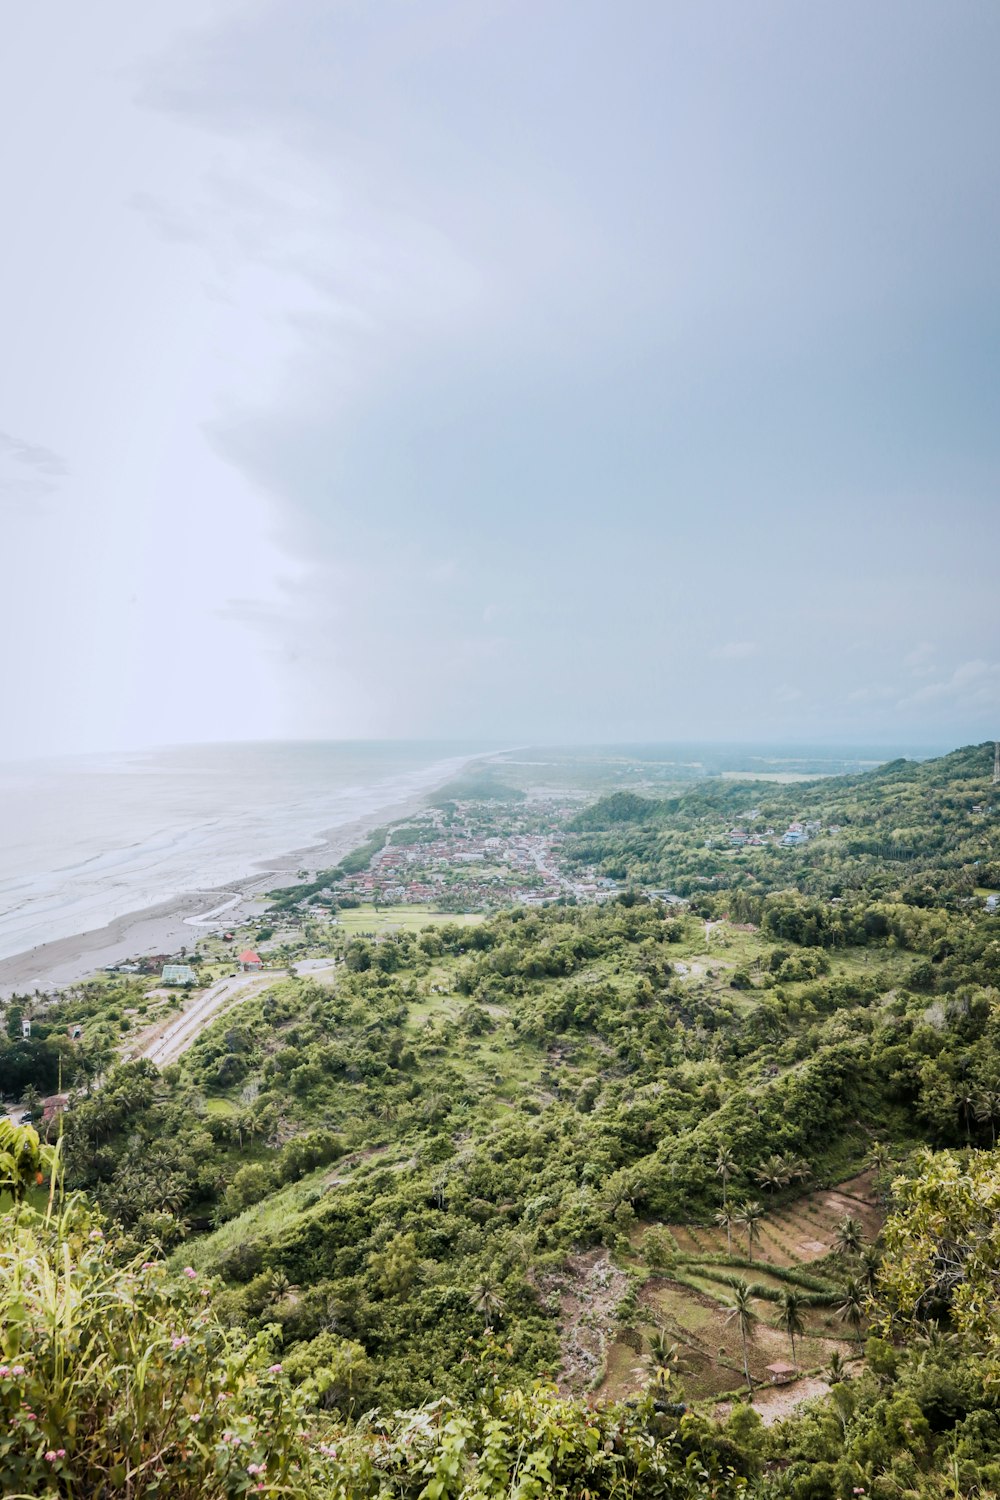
<box><xmin>135</xmin><ymin>971</ymin><xmax>273</xmax><ymax>1068</ymax></box>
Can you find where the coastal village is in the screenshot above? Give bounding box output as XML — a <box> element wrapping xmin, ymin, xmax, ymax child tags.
<box><xmin>301</xmin><ymin>794</ymin><xmax>621</xmax><ymax>913</ymax></box>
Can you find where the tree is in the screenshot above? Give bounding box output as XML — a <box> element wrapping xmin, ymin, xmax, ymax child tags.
<box><xmin>834</xmin><ymin>1215</ymin><xmax>864</xmax><ymax>1257</ymax></box>
<box><xmin>837</xmin><ymin>1276</ymin><xmax>866</xmax><ymax>1349</ymax></box>
<box><xmin>974</xmin><ymin>1089</ymin><xmax>1000</xmax><ymax>1145</ymax></box>
<box><xmin>736</xmin><ymin>1199</ymin><xmax>765</xmax><ymax>1263</ymax></box>
<box><xmin>471</xmin><ymin>1276</ymin><xmax>505</xmax><ymax>1329</ymax></box>
<box><xmin>634</xmin><ymin>1328</ymin><xmax>685</xmax><ymax>1393</ymax></box>
<box><xmin>777</xmin><ymin>1288</ymin><xmax>805</xmax><ymax>1363</ymax></box>
<box><xmin>715</xmin><ymin>1145</ymin><xmax>737</xmax><ymax>1207</ymax></box>
<box><xmin>858</xmin><ymin>1243</ymin><xmax>882</xmax><ymax>1293</ymax></box>
<box><xmin>714</xmin><ymin>1204</ymin><xmax>736</xmax><ymax>1257</ymax></box>
<box><xmin>725</xmin><ymin>1278</ymin><xmax>758</xmax><ymax>1393</ymax></box>
<box><xmin>877</xmin><ymin>1148</ymin><xmax>1000</xmax><ymax>1362</ymax></box>
<box><xmin>754</xmin><ymin>1154</ymin><xmax>790</xmax><ymax>1193</ymax></box>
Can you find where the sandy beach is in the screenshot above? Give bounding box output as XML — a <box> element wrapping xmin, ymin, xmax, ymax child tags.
<box><xmin>0</xmin><ymin>784</ymin><xmax>441</xmax><ymax>999</ymax></box>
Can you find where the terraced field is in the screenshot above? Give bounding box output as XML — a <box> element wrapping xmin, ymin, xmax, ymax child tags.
<box><xmin>664</xmin><ymin>1171</ymin><xmax>880</xmax><ymax>1266</ymax></box>
<box><xmin>596</xmin><ymin>1173</ymin><xmax>881</xmax><ymax>1406</ymax></box>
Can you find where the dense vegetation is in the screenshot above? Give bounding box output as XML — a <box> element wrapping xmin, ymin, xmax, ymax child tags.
<box><xmin>3</xmin><ymin>742</ymin><xmax>1000</xmax><ymax>1494</ymax></box>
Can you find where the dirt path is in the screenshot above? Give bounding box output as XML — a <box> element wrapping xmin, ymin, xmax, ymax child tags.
<box><xmin>131</xmin><ymin>972</ymin><xmax>274</xmax><ymax>1068</ymax></box>
<box><xmin>715</xmin><ymin>1374</ymin><xmax>833</xmax><ymax>1425</ymax></box>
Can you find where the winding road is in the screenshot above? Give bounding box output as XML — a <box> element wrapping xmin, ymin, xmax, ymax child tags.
<box><xmin>133</xmin><ymin>970</ymin><xmax>274</xmax><ymax>1068</ymax></box>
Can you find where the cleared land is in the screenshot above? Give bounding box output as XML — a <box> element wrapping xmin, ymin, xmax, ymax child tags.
<box><xmin>593</xmin><ymin>1173</ymin><xmax>881</xmax><ymax>1407</ymax></box>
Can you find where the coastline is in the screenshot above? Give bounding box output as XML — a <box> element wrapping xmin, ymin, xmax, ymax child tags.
<box><xmin>0</xmin><ymin>776</ymin><xmax>468</xmax><ymax>1000</ymax></box>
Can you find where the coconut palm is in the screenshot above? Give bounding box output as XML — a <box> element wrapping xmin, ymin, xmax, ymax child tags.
<box><xmin>824</xmin><ymin>1349</ymin><xmax>850</xmax><ymax>1384</ymax></box>
<box><xmin>714</xmin><ymin>1204</ymin><xmax>736</xmax><ymax>1257</ymax></box>
<box><xmin>736</xmin><ymin>1199</ymin><xmax>765</xmax><ymax>1263</ymax></box>
<box><xmin>777</xmin><ymin>1288</ymin><xmax>806</xmax><ymax>1364</ymax></box>
<box><xmin>837</xmin><ymin>1276</ymin><xmax>866</xmax><ymax>1349</ymax></box>
<box><xmin>714</xmin><ymin>1146</ymin><xmax>737</xmax><ymax>1207</ymax></box>
<box><xmin>754</xmin><ymin>1154</ymin><xmax>791</xmax><ymax>1193</ymax></box>
<box><xmin>858</xmin><ymin>1244</ymin><xmax>882</xmax><ymax>1294</ymax></box>
<box><xmin>834</xmin><ymin>1215</ymin><xmax>864</xmax><ymax>1257</ymax></box>
<box><xmin>471</xmin><ymin>1277</ymin><xmax>505</xmax><ymax>1329</ymax></box>
<box><xmin>974</xmin><ymin>1089</ymin><xmax>1000</xmax><ymax>1146</ymax></box>
<box><xmin>725</xmin><ymin>1278</ymin><xmax>758</xmax><ymax>1393</ymax></box>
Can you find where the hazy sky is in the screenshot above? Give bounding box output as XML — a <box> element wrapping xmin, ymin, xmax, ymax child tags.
<box><xmin>2</xmin><ymin>2</ymin><xmax>998</xmax><ymax>755</ymax></box>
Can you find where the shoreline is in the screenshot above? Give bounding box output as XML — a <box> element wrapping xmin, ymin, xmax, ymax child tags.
<box><xmin>0</xmin><ymin>770</ymin><xmax>477</xmax><ymax>1000</ymax></box>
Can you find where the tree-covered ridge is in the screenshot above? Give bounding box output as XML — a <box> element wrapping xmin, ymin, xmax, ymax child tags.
<box><xmin>564</xmin><ymin>741</ymin><xmax>1000</xmax><ymax>903</ymax></box>
<box><xmin>6</xmin><ymin>741</ymin><xmax>1000</xmax><ymax>1495</ymax></box>
<box><xmin>5</xmin><ymin>1130</ymin><xmax>1000</xmax><ymax>1496</ymax></box>
<box><xmin>56</xmin><ymin>864</ymin><xmax>1000</xmax><ymax>1417</ymax></box>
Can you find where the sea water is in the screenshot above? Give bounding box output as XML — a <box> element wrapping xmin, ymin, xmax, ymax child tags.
<box><xmin>0</xmin><ymin>741</ymin><xmax>490</xmax><ymax>961</ymax></box>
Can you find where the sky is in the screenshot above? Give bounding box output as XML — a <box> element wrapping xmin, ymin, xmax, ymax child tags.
<box><xmin>1</xmin><ymin>1</ymin><xmax>998</xmax><ymax>756</ymax></box>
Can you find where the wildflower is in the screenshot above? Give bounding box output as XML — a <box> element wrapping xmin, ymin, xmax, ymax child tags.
<box><xmin>171</xmin><ymin>1335</ymin><xmax>190</xmax><ymax>1350</ymax></box>
<box><xmin>11</xmin><ymin>1366</ymin><xmax>25</xmax><ymax>1377</ymax></box>
<box><xmin>183</xmin><ymin>1266</ymin><xmax>198</xmax><ymax>1279</ymax></box>
<box><xmin>268</xmin><ymin>1363</ymin><xmax>283</xmax><ymax>1374</ymax></box>
<box><xmin>0</xmin><ymin>1367</ymin><xmax>8</xmax><ymax>1378</ymax></box>
<box><xmin>247</xmin><ymin>1461</ymin><xmax>266</xmax><ymax>1475</ymax></box>
<box><xmin>89</xmin><ymin>1228</ymin><xmax>104</xmax><ymax>1240</ymax></box>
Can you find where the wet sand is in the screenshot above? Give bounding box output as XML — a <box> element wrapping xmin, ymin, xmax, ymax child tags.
<box><xmin>0</xmin><ymin>787</ymin><xmax>436</xmax><ymax>998</ymax></box>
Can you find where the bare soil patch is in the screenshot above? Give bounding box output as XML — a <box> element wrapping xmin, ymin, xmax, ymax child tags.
<box><xmin>541</xmin><ymin>1249</ymin><xmax>630</xmax><ymax>1394</ymax></box>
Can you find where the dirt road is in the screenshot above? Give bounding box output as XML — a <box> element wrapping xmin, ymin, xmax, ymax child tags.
<box><xmin>134</xmin><ymin>971</ymin><xmax>274</xmax><ymax>1068</ymax></box>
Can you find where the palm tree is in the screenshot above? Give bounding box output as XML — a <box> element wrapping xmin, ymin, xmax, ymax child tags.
<box><xmin>824</xmin><ymin>1349</ymin><xmax>850</xmax><ymax>1384</ymax></box>
<box><xmin>858</xmin><ymin>1244</ymin><xmax>882</xmax><ymax>1294</ymax></box>
<box><xmin>715</xmin><ymin>1146</ymin><xmax>737</xmax><ymax>1207</ymax></box>
<box><xmin>837</xmin><ymin>1277</ymin><xmax>866</xmax><ymax>1350</ymax></box>
<box><xmin>777</xmin><ymin>1289</ymin><xmax>806</xmax><ymax>1364</ymax></box>
<box><xmin>725</xmin><ymin>1279</ymin><xmax>758</xmax><ymax>1394</ymax></box>
<box><xmin>736</xmin><ymin>1200</ymin><xmax>765</xmax><ymax>1263</ymax></box>
<box><xmin>754</xmin><ymin>1154</ymin><xmax>790</xmax><ymax>1194</ymax></box>
<box><xmin>714</xmin><ymin>1204</ymin><xmax>736</xmax><ymax>1257</ymax></box>
<box><xmin>957</xmin><ymin>1089</ymin><xmax>977</xmax><ymax>1144</ymax></box>
<box><xmin>834</xmin><ymin>1215</ymin><xmax>864</xmax><ymax>1257</ymax></box>
<box><xmin>471</xmin><ymin>1277</ymin><xmax>505</xmax><ymax>1330</ymax></box>
<box><xmin>974</xmin><ymin>1090</ymin><xmax>1000</xmax><ymax>1146</ymax></box>
<box><xmin>634</xmin><ymin>1328</ymin><xmax>685</xmax><ymax>1392</ymax></box>
<box><xmin>785</xmin><ymin>1155</ymin><xmax>813</xmax><ymax>1185</ymax></box>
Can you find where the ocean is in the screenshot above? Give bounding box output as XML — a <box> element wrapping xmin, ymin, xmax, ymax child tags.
<box><xmin>0</xmin><ymin>741</ymin><xmax>489</xmax><ymax>962</ymax></box>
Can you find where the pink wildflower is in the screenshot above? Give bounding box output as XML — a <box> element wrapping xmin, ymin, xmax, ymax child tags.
<box><xmin>0</xmin><ymin>1367</ymin><xmax>8</xmax><ymax>1378</ymax></box>
<box><xmin>89</xmin><ymin>1228</ymin><xmax>103</xmax><ymax>1240</ymax></box>
<box><xmin>11</xmin><ymin>1366</ymin><xmax>25</xmax><ymax>1377</ymax></box>
<box><xmin>268</xmin><ymin>1363</ymin><xmax>283</xmax><ymax>1374</ymax></box>
<box><xmin>45</xmin><ymin>1451</ymin><xmax>59</xmax><ymax>1463</ymax></box>
<box><xmin>247</xmin><ymin>1461</ymin><xmax>266</xmax><ymax>1475</ymax></box>
<box><xmin>183</xmin><ymin>1266</ymin><xmax>198</xmax><ymax>1279</ymax></box>
<box><xmin>171</xmin><ymin>1335</ymin><xmax>190</xmax><ymax>1350</ymax></box>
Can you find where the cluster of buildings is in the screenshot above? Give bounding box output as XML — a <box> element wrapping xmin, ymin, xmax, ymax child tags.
<box><xmin>317</xmin><ymin>801</ymin><xmax>618</xmax><ymax>912</ymax></box>
<box><xmin>725</xmin><ymin>818</ymin><xmax>827</xmax><ymax>849</ymax></box>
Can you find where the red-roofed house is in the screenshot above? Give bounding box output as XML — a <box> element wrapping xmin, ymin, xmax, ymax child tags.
<box><xmin>239</xmin><ymin>949</ymin><xmax>263</xmax><ymax>971</ymax></box>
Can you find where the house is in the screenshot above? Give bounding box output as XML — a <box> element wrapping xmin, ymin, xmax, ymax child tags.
<box><xmin>765</xmin><ymin>1362</ymin><xmax>799</xmax><ymax>1385</ymax></box>
<box><xmin>20</xmin><ymin>1017</ymin><xmax>31</xmax><ymax>1038</ymax></box>
<box><xmin>238</xmin><ymin>949</ymin><xmax>263</xmax><ymax>972</ymax></box>
<box><xmin>42</xmin><ymin>1094</ymin><xmax>69</xmax><ymax>1123</ymax></box>
<box><xmin>161</xmin><ymin>964</ymin><xmax>197</xmax><ymax>986</ymax></box>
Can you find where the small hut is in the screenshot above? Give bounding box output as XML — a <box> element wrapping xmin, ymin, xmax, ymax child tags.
<box><xmin>239</xmin><ymin>949</ymin><xmax>263</xmax><ymax>972</ymax></box>
<box><xmin>765</xmin><ymin>1362</ymin><xmax>798</xmax><ymax>1386</ymax></box>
